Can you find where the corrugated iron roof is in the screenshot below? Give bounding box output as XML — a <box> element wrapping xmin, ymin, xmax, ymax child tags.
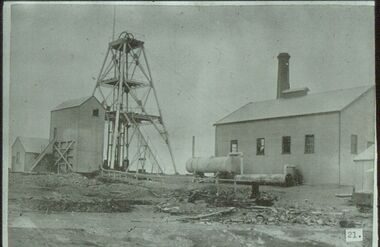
<box><xmin>52</xmin><ymin>96</ymin><xmax>93</xmax><ymax>111</ymax></box>
<box><xmin>354</xmin><ymin>145</ymin><xmax>375</xmax><ymax>161</ymax></box>
<box><xmin>215</xmin><ymin>85</ymin><xmax>374</xmax><ymax>125</ymax></box>
<box><xmin>17</xmin><ymin>137</ymin><xmax>49</xmax><ymax>153</ymax></box>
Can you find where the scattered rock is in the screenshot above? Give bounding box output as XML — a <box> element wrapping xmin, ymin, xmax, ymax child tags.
<box><xmin>339</xmin><ymin>219</ymin><xmax>356</xmax><ymax>228</ymax></box>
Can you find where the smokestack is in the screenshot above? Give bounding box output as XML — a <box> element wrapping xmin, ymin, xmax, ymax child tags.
<box><xmin>277</xmin><ymin>53</ymin><xmax>290</xmax><ymax>99</ymax></box>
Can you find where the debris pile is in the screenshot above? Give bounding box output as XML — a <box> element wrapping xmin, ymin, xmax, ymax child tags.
<box><xmin>156</xmin><ymin>185</ymin><xmax>276</xmax><ymax>217</ymax></box>
<box><xmin>165</xmin><ymin>185</ymin><xmax>278</xmax><ymax>207</ymax></box>
<box><xmin>156</xmin><ymin>185</ymin><xmax>349</xmax><ymax>227</ymax></box>
<box><xmin>223</xmin><ymin>206</ymin><xmax>342</xmax><ymax>226</ymax></box>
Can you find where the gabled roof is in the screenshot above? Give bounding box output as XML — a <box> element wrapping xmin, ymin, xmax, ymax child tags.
<box><xmin>15</xmin><ymin>137</ymin><xmax>49</xmax><ymax>153</ymax></box>
<box><xmin>52</xmin><ymin>96</ymin><xmax>94</xmax><ymax>111</ymax></box>
<box><xmin>215</xmin><ymin>85</ymin><xmax>374</xmax><ymax>125</ymax></box>
<box><xmin>354</xmin><ymin>145</ymin><xmax>375</xmax><ymax>161</ymax></box>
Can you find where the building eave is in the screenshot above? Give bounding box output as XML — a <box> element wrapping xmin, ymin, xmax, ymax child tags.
<box><xmin>51</xmin><ymin>105</ymin><xmax>81</xmax><ymax>112</ymax></box>
<box><xmin>213</xmin><ymin>110</ymin><xmax>340</xmax><ymax>126</ymax></box>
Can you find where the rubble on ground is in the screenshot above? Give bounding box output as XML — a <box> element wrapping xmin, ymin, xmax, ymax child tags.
<box><xmin>32</xmin><ymin>198</ymin><xmax>135</xmax><ymax>213</ymax></box>
<box><xmin>9</xmin><ymin>172</ymin><xmax>372</xmax><ymax>228</ymax></box>
<box><xmin>155</xmin><ymin>184</ymin><xmax>359</xmax><ymax>227</ymax></box>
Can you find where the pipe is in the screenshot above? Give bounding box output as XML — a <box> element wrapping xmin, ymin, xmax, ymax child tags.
<box><xmin>192</xmin><ymin>136</ymin><xmax>195</xmax><ymax>158</ymax></box>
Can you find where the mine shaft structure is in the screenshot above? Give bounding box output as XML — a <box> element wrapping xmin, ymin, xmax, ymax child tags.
<box><xmin>92</xmin><ymin>31</ymin><xmax>177</xmax><ymax>174</ymax></box>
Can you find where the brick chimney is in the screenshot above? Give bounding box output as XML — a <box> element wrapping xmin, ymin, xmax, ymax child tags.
<box><xmin>277</xmin><ymin>53</ymin><xmax>290</xmax><ymax>99</ymax></box>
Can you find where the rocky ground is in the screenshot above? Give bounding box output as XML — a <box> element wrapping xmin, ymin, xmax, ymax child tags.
<box><xmin>7</xmin><ymin>172</ymin><xmax>374</xmax><ymax>246</ymax></box>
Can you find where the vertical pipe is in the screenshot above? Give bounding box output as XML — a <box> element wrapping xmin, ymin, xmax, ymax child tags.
<box><xmin>125</xmin><ymin>51</ymin><xmax>129</xmax><ymax>169</ymax></box>
<box><xmin>122</xmin><ymin>125</ymin><xmax>126</xmax><ymax>170</ymax></box>
<box><xmin>113</xmin><ymin>88</ymin><xmax>115</xmax><ymax>111</ymax></box>
<box><xmin>110</xmin><ymin>43</ymin><xmax>126</xmax><ymax>169</ymax></box>
<box><xmin>106</xmin><ymin>121</ymin><xmax>111</xmax><ymax>167</ymax></box>
<box><xmin>234</xmin><ymin>177</ymin><xmax>237</xmax><ymax>197</ymax></box>
<box><xmin>192</xmin><ymin>136</ymin><xmax>195</xmax><ymax>158</ymax></box>
<box><xmin>118</xmin><ymin>128</ymin><xmax>123</xmax><ymax>169</ymax></box>
<box><xmin>136</xmin><ymin>159</ymin><xmax>139</xmax><ymax>181</ymax></box>
<box><xmin>240</xmin><ymin>155</ymin><xmax>244</xmax><ymax>175</ymax></box>
<box><xmin>216</xmin><ymin>176</ymin><xmax>220</xmax><ymax>197</ymax></box>
<box><xmin>107</xmin><ymin>121</ymin><xmax>114</xmax><ymax>168</ymax></box>
<box><xmin>338</xmin><ymin>112</ymin><xmax>341</xmax><ymax>185</ymax></box>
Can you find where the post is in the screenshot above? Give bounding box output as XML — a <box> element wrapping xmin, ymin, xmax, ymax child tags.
<box><xmin>136</xmin><ymin>159</ymin><xmax>139</xmax><ymax>181</ymax></box>
<box><xmin>216</xmin><ymin>173</ymin><xmax>220</xmax><ymax>196</ymax></box>
<box><xmin>192</xmin><ymin>136</ymin><xmax>195</xmax><ymax>158</ymax></box>
<box><xmin>234</xmin><ymin>177</ymin><xmax>237</xmax><ymax>196</ymax></box>
<box><xmin>250</xmin><ymin>183</ymin><xmax>260</xmax><ymax>199</ymax></box>
<box><xmin>240</xmin><ymin>154</ymin><xmax>244</xmax><ymax>175</ymax></box>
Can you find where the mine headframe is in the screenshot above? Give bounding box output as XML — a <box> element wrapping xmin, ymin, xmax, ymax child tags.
<box><xmin>92</xmin><ymin>31</ymin><xmax>178</xmax><ymax>174</ymax></box>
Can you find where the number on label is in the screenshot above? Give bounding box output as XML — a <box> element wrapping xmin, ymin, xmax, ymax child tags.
<box><xmin>345</xmin><ymin>228</ymin><xmax>363</xmax><ymax>242</ymax></box>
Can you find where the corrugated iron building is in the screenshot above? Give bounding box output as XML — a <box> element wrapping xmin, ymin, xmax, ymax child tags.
<box><xmin>11</xmin><ymin>137</ymin><xmax>49</xmax><ymax>172</ymax></box>
<box><xmin>50</xmin><ymin>96</ymin><xmax>105</xmax><ymax>173</ymax></box>
<box><xmin>214</xmin><ymin>53</ymin><xmax>375</xmax><ymax>185</ymax></box>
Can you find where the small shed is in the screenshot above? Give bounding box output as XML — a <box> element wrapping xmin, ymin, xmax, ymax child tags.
<box><xmin>49</xmin><ymin>96</ymin><xmax>105</xmax><ymax>173</ymax></box>
<box><xmin>353</xmin><ymin>145</ymin><xmax>375</xmax><ymax>192</ymax></box>
<box><xmin>11</xmin><ymin>137</ymin><xmax>49</xmax><ymax>172</ymax></box>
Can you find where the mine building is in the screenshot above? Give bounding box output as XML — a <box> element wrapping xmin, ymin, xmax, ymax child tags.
<box><xmin>11</xmin><ymin>137</ymin><xmax>49</xmax><ymax>172</ymax></box>
<box><xmin>48</xmin><ymin>96</ymin><xmax>105</xmax><ymax>173</ymax></box>
<box><xmin>214</xmin><ymin>53</ymin><xmax>375</xmax><ymax>185</ymax></box>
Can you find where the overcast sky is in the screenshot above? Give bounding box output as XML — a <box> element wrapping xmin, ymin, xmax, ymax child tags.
<box><xmin>5</xmin><ymin>3</ymin><xmax>374</xmax><ymax>173</ymax></box>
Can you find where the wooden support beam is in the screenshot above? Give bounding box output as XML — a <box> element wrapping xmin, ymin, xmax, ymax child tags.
<box><xmin>53</xmin><ymin>141</ymin><xmax>75</xmax><ymax>171</ymax></box>
<box><xmin>30</xmin><ymin>137</ymin><xmax>57</xmax><ymax>171</ymax></box>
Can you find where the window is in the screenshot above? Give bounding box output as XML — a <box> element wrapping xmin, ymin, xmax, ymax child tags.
<box><xmin>16</xmin><ymin>152</ymin><xmax>20</xmax><ymax>163</ymax></box>
<box><xmin>230</xmin><ymin>140</ymin><xmax>238</xmax><ymax>152</ymax></box>
<box><xmin>282</xmin><ymin>136</ymin><xmax>291</xmax><ymax>154</ymax></box>
<box><xmin>256</xmin><ymin>138</ymin><xmax>265</xmax><ymax>155</ymax></box>
<box><xmin>351</xmin><ymin>135</ymin><xmax>358</xmax><ymax>154</ymax></box>
<box><xmin>305</xmin><ymin>135</ymin><xmax>315</xmax><ymax>154</ymax></box>
<box><xmin>53</xmin><ymin>128</ymin><xmax>57</xmax><ymax>138</ymax></box>
<box><xmin>92</xmin><ymin>109</ymin><xmax>99</xmax><ymax>117</ymax></box>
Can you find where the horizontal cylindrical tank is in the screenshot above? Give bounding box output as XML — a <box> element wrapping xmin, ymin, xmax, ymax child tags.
<box><xmin>186</xmin><ymin>153</ymin><xmax>242</xmax><ymax>174</ymax></box>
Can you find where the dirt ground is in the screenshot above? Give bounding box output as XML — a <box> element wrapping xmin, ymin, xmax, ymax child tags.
<box><xmin>7</xmin><ymin>172</ymin><xmax>374</xmax><ymax>247</ymax></box>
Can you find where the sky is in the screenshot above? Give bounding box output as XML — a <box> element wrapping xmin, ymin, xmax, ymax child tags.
<box><xmin>4</xmin><ymin>3</ymin><xmax>375</xmax><ymax>173</ymax></box>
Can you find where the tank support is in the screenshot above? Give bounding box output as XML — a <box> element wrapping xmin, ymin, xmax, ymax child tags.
<box><xmin>250</xmin><ymin>183</ymin><xmax>260</xmax><ymax>199</ymax></box>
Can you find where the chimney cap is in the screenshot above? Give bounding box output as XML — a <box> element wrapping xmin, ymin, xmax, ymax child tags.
<box><xmin>278</xmin><ymin>52</ymin><xmax>290</xmax><ymax>58</ymax></box>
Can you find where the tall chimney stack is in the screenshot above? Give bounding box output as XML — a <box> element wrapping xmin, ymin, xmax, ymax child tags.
<box><xmin>277</xmin><ymin>53</ymin><xmax>290</xmax><ymax>99</ymax></box>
